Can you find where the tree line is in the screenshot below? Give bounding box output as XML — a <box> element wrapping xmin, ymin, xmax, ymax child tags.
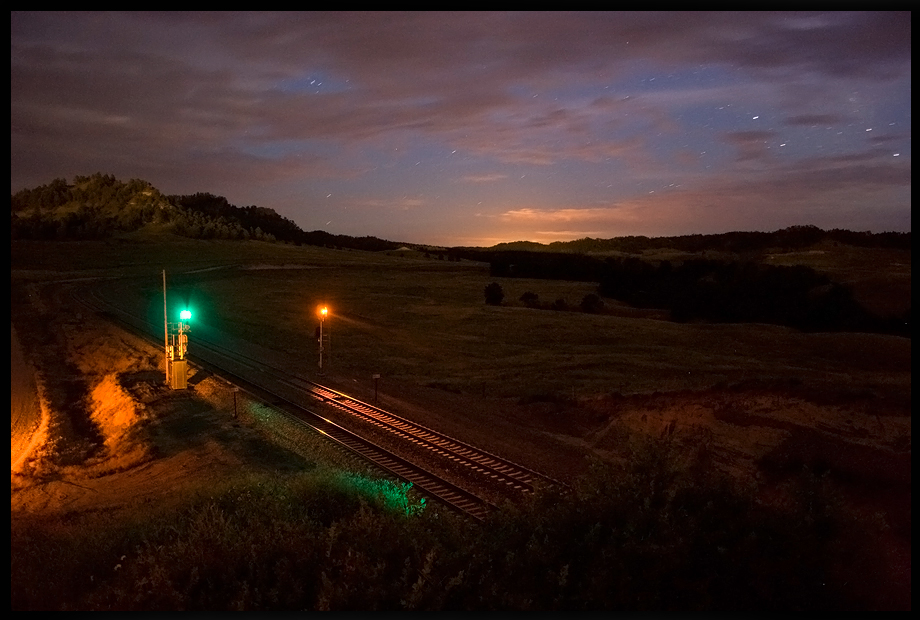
<box><xmin>597</xmin><ymin>257</ymin><xmax>907</xmax><ymax>335</ymax></box>
<box><xmin>483</xmin><ymin>225</ymin><xmax>911</xmax><ymax>254</ymax></box>
<box><xmin>477</xmin><ymin>251</ymin><xmax>908</xmax><ymax>337</ymax></box>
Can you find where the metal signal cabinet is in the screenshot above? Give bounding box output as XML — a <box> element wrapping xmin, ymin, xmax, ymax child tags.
<box><xmin>169</xmin><ymin>358</ymin><xmax>188</xmax><ymax>389</ymax></box>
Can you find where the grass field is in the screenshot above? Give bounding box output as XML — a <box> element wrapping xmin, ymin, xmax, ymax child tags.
<box><xmin>12</xmin><ymin>235</ymin><xmax>910</xmax><ymax>405</ymax></box>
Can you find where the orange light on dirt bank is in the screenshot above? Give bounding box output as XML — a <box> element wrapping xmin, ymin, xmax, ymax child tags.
<box><xmin>319</xmin><ymin>306</ymin><xmax>328</xmax><ymax>318</ymax></box>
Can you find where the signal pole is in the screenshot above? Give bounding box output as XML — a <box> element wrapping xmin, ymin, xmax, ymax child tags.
<box><xmin>163</xmin><ymin>270</ymin><xmax>169</xmax><ymax>385</ymax></box>
<box><xmin>163</xmin><ymin>270</ymin><xmax>192</xmax><ymax>389</ymax></box>
<box><xmin>318</xmin><ymin>306</ymin><xmax>329</xmax><ymax>375</ymax></box>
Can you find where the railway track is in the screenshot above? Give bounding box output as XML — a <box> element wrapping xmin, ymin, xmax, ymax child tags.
<box><xmin>72</xmin><ymin>279</ymin><xmax>563</xmax><ymax>521</ymax></box>
<box><xmin>297</xmin><ymin>381</ymin><xmax>560</xmax><ymax>494</ymax></box>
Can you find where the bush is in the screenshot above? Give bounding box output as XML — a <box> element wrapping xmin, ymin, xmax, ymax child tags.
<box><xmin>484</xmin><ymin>282</ymin><xmax>504</xmax><ymax>306</ymax></box>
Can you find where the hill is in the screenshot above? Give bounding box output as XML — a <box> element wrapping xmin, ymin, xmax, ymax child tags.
<box><xmin>10</xmin><ymin>173</ymin><xmax>400</xmax><ymax>252</ymax></box>
<box><xmin>11</xmin><ymin>174</ymin><xmax>910</xmax><ymax>338</ymax></box>
<box><xmin>13</xmin><ymin>175</ymin><xmax>911</xmax><ymax>256</ymax></box>
<box><xmin>484</xmin><ymin>226</ymin><xmax>911</xmax><ymax>255</ymax></box>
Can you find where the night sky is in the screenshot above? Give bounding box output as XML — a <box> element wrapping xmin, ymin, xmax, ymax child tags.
<box><xmin>11</xmin><ymin>12</ymin><xmax>911</xmax><ymax>246</ymax></box>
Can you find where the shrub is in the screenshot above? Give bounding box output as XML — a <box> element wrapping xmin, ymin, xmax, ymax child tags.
<box><xmin>484</xmin><ymin>282</ymin><xmax>504</xmax><ymax>306</ymax></box>
<box><xmin>12</xmin><ymin>447</ymin><xmax>886</xmax><ymax>610</ymax></box>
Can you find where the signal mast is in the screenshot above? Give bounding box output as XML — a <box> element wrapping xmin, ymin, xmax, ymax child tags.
<box><xmin>163</xmin><ymin>270</ymin><xmax>192</xmax><ymax>389</ymax></box>
<box><xmin>317</xmin><ymin>305</ymin><xmax>330</xmax><ymax>375</ymax></box>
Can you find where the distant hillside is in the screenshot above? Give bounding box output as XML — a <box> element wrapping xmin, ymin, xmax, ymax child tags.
<box><xmin>167</xmin><ymin>192</ymin><xmax>400</xmax><ymax>251</ymax></box>
<box><xmin>10</xmin><ymin>173</ymin><xmax>401</xmax><ymax>252</ymax></box>
<box><xmin>485</xmin><ymin>226</ymin><xmax>910</xmax><ymax>255</ymax></box>
<box><xmin>12</xmin><ymin>174</ymin><xmax>909</xmax><ymax>256</ymax></box>
<box><xmin>12</xmin><ymin>174</ymin><xmax>173</xmax><ymax>240</ymax></box>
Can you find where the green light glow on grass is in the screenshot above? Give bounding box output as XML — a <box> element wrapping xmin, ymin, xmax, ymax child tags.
<box><xmin>344</xmin><ymin>474</ymin><xmax>426</xmax><ymax>517</ymax></box>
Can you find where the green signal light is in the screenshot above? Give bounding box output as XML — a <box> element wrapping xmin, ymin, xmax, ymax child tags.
<box><xmin>180</xmin><ymin>310</ymin><xmax>192</xmax><ymax>320</ymax></box>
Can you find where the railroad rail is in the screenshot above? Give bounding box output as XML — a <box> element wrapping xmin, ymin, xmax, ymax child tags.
<box><xmin>297</xmin><ymin>381</ymin><xmax>562</xmax><ymax>494</ymax></box>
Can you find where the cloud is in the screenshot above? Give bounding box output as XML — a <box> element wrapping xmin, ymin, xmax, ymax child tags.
<box><xmin>494</xmin><ymin>147</ymin><xmax>909</xmax><ymax>239</ymax></box>
<box><xmin>784</xmin><ymin>113</ymin><xmax>847</xmax><ymax>127</ymax></box>
<box><xmin>14</xmin><ymin>13</ymin><xmax>909</xmax><ymax>146</ymax></box>
<box><xmin>720</xmin><ymin>130</ymin><xmax>780</xmax><ymax>162</ymax></box>
<box><xmin>502</xmin><ymin>207</ymin><xmax>637</xmax><ymax>224</ymax></box>
<box><xmin>462</xmin><ymin>173</ymin><xmax>508</xmax><ymax>183</ymax></box>
<box><xmin>356</xmin><ymin>197</ymin><xmax>427</xmax><ymax>210</ymax></box>
<box><xmin>10</xmin><ymin>12</ymin><xmax>911</xmax><ymax>242</ymax></box>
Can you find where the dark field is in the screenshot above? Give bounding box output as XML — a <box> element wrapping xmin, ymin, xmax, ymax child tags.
<box><xmin>11</xmin><ymin>236</ymin><xmax>911</xmax><ymax>610</ymax></box>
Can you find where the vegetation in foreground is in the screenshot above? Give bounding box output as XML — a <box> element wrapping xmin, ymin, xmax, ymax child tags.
<box><xmin>11</xmin><ymin>438</ymin><xmax>898</xmax><ymax>611</ymax></box>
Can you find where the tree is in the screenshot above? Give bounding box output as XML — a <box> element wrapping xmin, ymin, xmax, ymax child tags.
<box><xmin>484</xmin><ymin>282</ymin><xmax>504</xmax><ymax>306</ymax></box>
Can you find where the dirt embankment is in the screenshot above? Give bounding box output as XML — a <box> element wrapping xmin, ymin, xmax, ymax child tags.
<box><xmin>10</xmin><ymin>282</ymin><xmax>315</xmax><ymax>517</ymax></box>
